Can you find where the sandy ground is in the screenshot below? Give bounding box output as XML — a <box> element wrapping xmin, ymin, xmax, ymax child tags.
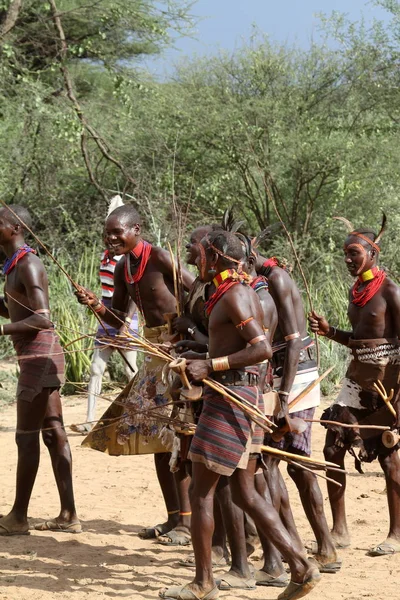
<box><xmin>0</xmin><ymin>387</ymin><xmax>399</xmax><ymax>600</ymax></box>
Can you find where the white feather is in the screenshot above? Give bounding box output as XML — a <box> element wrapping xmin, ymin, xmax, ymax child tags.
<box><xmin>107</xmin><ymin>194</ymin><xmax>124</xmax><ymax>218</ymax></box>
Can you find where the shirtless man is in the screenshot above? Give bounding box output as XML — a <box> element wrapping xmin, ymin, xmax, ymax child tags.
<box><xmin>76</xmin><ymin>204</ymin><xmax>194</xmax><ymax>540</ymax></box>
<box><xmin>309</xmin><ymin>220</ymin><xmax>400</xmax><ymax>556</ymax></box>
<box><xmin>256</xmin><ymin>249</ymin><xmax>339</xmax><ymax>574</ymax></box>
<box><xmin>160</xmin><ymin>230</ymin><xmax>320</xmax><ymax>600</ymax></box>
<box><xmin>0</xmin><ymin>205</ymin><xmax>79</xmax><ymax>535</ymax></box>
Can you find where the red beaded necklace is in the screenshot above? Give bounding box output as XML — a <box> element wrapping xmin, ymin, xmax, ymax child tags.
<box><xmin>124</xmin><ymin>240</ymin><xmax>152</xmax><ymax>285</ymax></box>
<box><xmin>351</xmin><ymin>267</ymin><xmax>386</xmax><ymax>307</ymax></box>
<box><xmin>205</xmin><ymin>269</ymin><xmax>251</xmax><ymax>316</ymax></box>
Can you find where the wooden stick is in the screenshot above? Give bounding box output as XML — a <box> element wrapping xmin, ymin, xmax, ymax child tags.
<box><xmin>261</xmin><ymin>445</ymin><xmax>344</xmax><ymax>470</ymax></box>
<box><xmin>287</xmin><ymin>460</ymin><xmax>342</xmax><ymax>488</ymax></box>
<box><xmin>289</xmin><ymin>366</ymin><xmax>334</xmax><ymax>409</ymax></box>
<box><xmin>207</xmin><ymin>378</ymin><xmax>275</xmax><ymax>425</ymax></box>
<box><xmin>167</xmin><ymin>242</ymin><xmax>181</xmax><ymax>317</ymax></box>
<box><xmin>204</xmin><ymin>378</ymin><xmax>274</xmax><ymax>427</ymax></box>
<box><xmin>169</xmin><ymin>358</ymin><xmax>192</xmax><ymax>389</ymax></box>
<box><xmin>261</xmin><ymin>174</ymin><xmax>321</xmax><ymax>368</ymax></box>
<box><xmin>204</xmin><ymin>379</ymin><xmax>273</xmax><ymax>432</ymax></box>
<box><xmin>306</xmin><ymin>419</ymin><xmax>390</xmax><ymax>431</ymax></box>
<box><xmin>373</xmin><ymin>381</ymin><xmax>397</xmax><ymax>418</ymax></box>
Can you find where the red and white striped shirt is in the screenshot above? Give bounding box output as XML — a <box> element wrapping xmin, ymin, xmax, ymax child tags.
<box><xmin>99</xmin><ymin>250</ymin><xmax>122</xmax><ymax>299</ymax></box>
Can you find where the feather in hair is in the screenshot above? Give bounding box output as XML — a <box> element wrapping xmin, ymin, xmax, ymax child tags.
<box><xmin>375</xmin><ymin>211</ymin><xmax>387</xmax><ymax>244</ymax></box>
<box><xmin>235</xmin><ymin>232</ymin><xmax>253</xmax><ymax>258</ymax></box>
<box><xmin>251</xmin><ymin>223</ymin><xmax>281</xmax><ymax>250</ymax></box>
<box><xmin>221</xmin><ymin>207</ymin><xmax>245</xmax><ymax>232</ymax></box>
<box><xmin>333</xmin><ymin>216</ymin><xmax>354</xmax><ymax>232</ymax></box>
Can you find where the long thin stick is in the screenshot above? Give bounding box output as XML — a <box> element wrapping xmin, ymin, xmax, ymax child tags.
<box><xmin>261</xmin><ymin>445</ymin><xmax>344</xmax><ymax>470</ymax></box>
<box><xmin>287</xmin><ymin>460</ymin><xmax>342</xmax><ymax>488</ymax></box>
<box><xmin>167</xmin><ymin>242</ymin><xmax>181</xmax><ymax>317</ymax></box>
<box><xmin>289</xmin><ymin>366</ymin><xmax>334</xmax><ymax>409</ymax></box>
<box><xmin>250</xmin><ymin>155</ymin><xmax>321</xmax><ymax>367</ymax></box>
<box><xmin>204</xmin><ymin>378</ymin><xmax>274</xmax><ymax>430</ymax></box>
<box><xmin>206</xmin><ymin>378</ymin><xmax>274</xmax><ymax>424</ymax></box>
<box><xmin>306</xmin><ymin>419</ymin><xmax>390</xmax><ymax>431</ymax></box>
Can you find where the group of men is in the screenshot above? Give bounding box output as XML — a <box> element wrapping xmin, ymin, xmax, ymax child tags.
<box><xmin>0</xmin><ymin>201</ymin><xmax>399</xmax><ymax>600</ymax></box>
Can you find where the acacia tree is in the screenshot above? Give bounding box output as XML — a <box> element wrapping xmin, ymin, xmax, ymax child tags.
<box><xmin>0</xmin><ymin>0</ymin><xmax>194</xmax><ymax>247</ymax></box>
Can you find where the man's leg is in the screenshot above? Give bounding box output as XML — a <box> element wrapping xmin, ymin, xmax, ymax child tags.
<box><xmin>323</xmin><ymin>430</ymin><xmax>350</xmax><ymax>547</ymax></box>
<box><xmin>214</xmin><ymin>476</ymin><xmax>253</xmax><ymax>585</ymax></box>
<box><xmin>370</xmin><ymin>451</ymin><xmax>400</xmax><ymax>553</ymax></box>
<box><xmin>86</xmin><ymin>347</ymin><xmax>112</xmax><ymax>424</ymax></box>
<box><xmin>158</xmin><ymin>464</ymin><xmax>191</xmax><ymax>545</ymax></box>
<box><xmin>254</xmin><ymin>470</ymin><xmax>287</xmax><ymax>582</ymax></box>
<box><xmin>161</xmin><ymin>462</ymin><xmax>220</xmax><ymax>599</ymax></box>
<box><xmin>211</xmin><ymin>496</ymin><xmax>230</xmax><ymax>563</ymax></box>
<box><xmin>121</xmin><ymin>349</ymin><xmax>138</xmax><ymax>379</ymax></box>
<box><xmin>138</xmin><ymin>452</ymin><xmax>180</xmax><ymax>539</ymax></box>
<box><xmin>0</xmin><ymin>389</ymin><xmax>50</xmax><ymax>534</ymax></box>
<box><xmin>38</xmin><ymin>389</ymin><xmax>79</xmax><ymax>528</ymax></box>
<box><xmin>189</xmin><ymin>462</ymin><xmax>221</xmax><ymax>594</ymax></box>
<box><xmin>287</xmin><ymin>461</ymin><xmax>338</xmax><ymax>565</ymax></box>
<box><xmin>230</xmin><ymin>458</ymin><xmax>319</xmax><ymax>589</ymax></box>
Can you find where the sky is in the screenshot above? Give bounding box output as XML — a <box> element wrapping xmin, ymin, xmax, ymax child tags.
<box><xmin>145</xmin><ymin>0</ymin><xmax>391</xmax><ymax>77</ymax></box>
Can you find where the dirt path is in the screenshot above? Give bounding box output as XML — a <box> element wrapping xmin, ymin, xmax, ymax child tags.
<box><xmin>0</xmin><ymin>392</ymin><xmax>399</xmax><ymax>600</ymax></box>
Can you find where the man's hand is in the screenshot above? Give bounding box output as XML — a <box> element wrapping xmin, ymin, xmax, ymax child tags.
<box><xmin>75</xmin><ymin>287</ymin><xmax>99</xmax><ymax>307</ymax></box>
<box><xmin>181</xmin><ymin>351</ymin><xmax>206</xmax><ymax>360</ymax></box>
<box><xmin>276</xmin><ymin>392</ymin><xmax>289</xmax><ymax>422</ymax></box>
<box><xmin>175</xmin><ymin>339</ymin><xmax>208</xmax><ymax>354</ymax></box>
<box><xmin>186</xmin><ymin>359</ymin><xmax>212</xmax><ymax>381</ymax></box>
<box><xmin>308</xmin><ymin>310</ymin><xmax>330</xmax><ymax>336</ymax></box>
<box><xmin>172</xmin><ymin>316</ymin><xmax>196</xmax><ymax>335</ymax></box>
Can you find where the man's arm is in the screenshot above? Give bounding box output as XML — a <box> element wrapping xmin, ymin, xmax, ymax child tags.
<box><xmin>267</xmin><ymin>270</ymin><xmax>302</xmax><ymax>407</ymax></box>
<box><xmin>2</xmin><ymin>258</ymin><xmax>53</xmax><ymax>335</ymax></box>
<box><xmin>119</xmin><ymin>297</ymin><xmax>137</xmax><ymax>334</ymax></box>
<box><xmin>308</xmin><ymin>311</ymin><xmax>352</xmax><ymax>346</ymax></box>
<box><xmin>385</xmin><ymin>282</ymin><xmax>400</xmax><ymax>427</ymax></box>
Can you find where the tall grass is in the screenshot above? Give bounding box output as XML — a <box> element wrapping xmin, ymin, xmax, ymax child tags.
<box><xmin>47</xmin><ymin>247</ymin><xmax>99</xmax><ymax>391</ymax></box>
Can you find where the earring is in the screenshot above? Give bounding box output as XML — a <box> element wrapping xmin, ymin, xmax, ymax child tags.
<box><xmin>208</xmin><ymin>266</ymin><xmax>217</xmax><ymax>276</ymax></box>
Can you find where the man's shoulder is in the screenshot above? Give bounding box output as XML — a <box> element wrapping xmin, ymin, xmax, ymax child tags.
<box><xmin>17</xmin><ymin>252</ymin><xmax>44</xmax><ymax>274</ymax></box>
<box><xmin>223</xmin><ymin>282</ymin><xmax>256</xmax><ymax>302</ymax></box>
<box><xmin>268</xmin><ymin>266</ymin><xmax>293</xmax><ymax>291</ymax></box>
<box><xmin>149</xmin><ymin>245</ymin><xmax>165</xmax><ymax>259</ymax></box>
<box><xmin>383</xmin><ymin>275</ymin><xmax>400</xmax><ymax>298</ymax></box>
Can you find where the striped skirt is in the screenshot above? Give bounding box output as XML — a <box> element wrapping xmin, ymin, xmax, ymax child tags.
<box><xmin>189</xmin><ymin>384</ymin><xmax>263</xmax><ymax>476</ymax></box>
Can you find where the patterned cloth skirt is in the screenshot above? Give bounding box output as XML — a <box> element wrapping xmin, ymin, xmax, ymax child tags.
<box><xmin>189</xmin><ymin>384</ymin><xmax>264</xmax><ymax>476</ymax></box>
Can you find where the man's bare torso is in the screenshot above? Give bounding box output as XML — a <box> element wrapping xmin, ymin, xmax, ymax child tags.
<box><xmin>4</xmin><ymin>254</ymin><xmax>49</xmax><ymax>324</ymax></box>
<box><xmin>348</xmin><ymin>278</ymin><xmax>397</xmax><ymax>340</ymax></box>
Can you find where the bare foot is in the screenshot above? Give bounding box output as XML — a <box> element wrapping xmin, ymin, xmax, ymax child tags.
<box><xmin>0</xmin><ymin>513</ymin><xmax>29</xmax><ymax>536</ymax></box>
